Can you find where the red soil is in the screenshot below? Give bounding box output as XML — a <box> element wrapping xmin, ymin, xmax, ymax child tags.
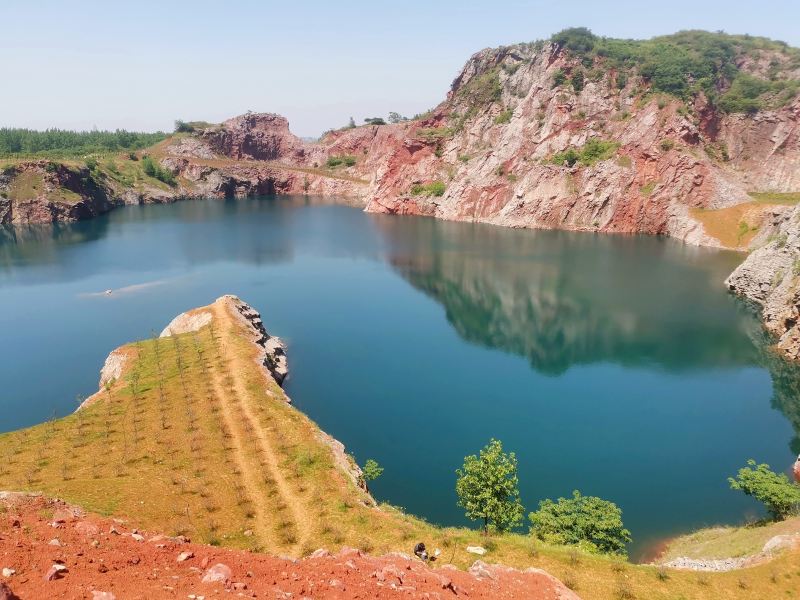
<box><xmin>0</xmin><ymin>494</ymin><xmax>579</xmax><ymax>600</ymax></box>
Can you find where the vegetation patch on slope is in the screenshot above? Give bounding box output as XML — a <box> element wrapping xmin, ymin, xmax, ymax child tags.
<box><xmin>549</xmin><ymin>28</ymin><xmax>800</xmax><ymax>112</ymax></box>
<box><xmin>0</xmin><ymin>128</ymin><xmax>168</xmax><ymax>159</ymax></box>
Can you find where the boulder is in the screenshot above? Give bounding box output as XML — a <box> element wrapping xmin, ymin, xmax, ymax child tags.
<box><xmin>44</xmin><ymin>563</ymin><xmax>68</xmax><ymax>581</ymax></box>
<box><xmin>201</xmin><ymin>563</ymin><xmax>232</xmax><ymax>584</ymax></box>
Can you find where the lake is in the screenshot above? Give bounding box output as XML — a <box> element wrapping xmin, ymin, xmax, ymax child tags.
<box><xmin>1</xmin><ymin>196</ymin><xmax>798</xmax><ymax>559</ymax></box>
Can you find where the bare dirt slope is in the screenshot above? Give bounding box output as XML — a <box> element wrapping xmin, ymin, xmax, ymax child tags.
<box><xmin>0</xmin><ymin>493</ymin><xmax>578</xmax><ymax>600</ymax></box>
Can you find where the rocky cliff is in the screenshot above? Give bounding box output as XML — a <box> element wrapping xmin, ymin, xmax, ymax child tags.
<box><xmin>727</xmin><ymin>204</ymin><xmax>800</xmax><ymax>360</ymax></box>
<box><xmin>0</xmin><ymin>161</ymin><xmax>117</xmax><ymax>225</ymax></box>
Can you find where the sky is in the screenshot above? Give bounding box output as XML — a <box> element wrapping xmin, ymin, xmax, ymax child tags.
<box><xmin>3</xmin><ymin>0</ymin><xmax>800</xmax><ymax>138</ymax></box>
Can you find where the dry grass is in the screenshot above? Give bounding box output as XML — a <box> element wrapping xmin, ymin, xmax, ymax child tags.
<box><xmin>660</xmin><ymin>517</ymin><xmax>800</xmax><ymax>560</ymax></box>
<box><xmin>6</xmin><ymin>170</ymin><xmax>44</xmax><ymax>201</ymax></box>
<box><xmin>692</xmin><ymin>192</ymin><xmax>800</xmax><ymax>250</ymax></box>
<box><xmin>0</xmin><ymin>297</ymin><xmax>798</xmax><ymax>599</ymax></box>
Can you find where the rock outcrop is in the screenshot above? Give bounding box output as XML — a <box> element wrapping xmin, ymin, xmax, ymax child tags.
<box><xmin>727</xmin><ymin>203</ymin><xmax>800</xmax><ymax>360</ymax></box>
<box><xmin>0</xmin><ymin>161</ymin><xmax>117</xmax><ymax>225</ymax></box>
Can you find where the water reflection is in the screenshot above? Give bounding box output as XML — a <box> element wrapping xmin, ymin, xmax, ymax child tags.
<box><xmin>375</xmin><ymin>214</ymin><xmax>800</xmax><ymax>451</ymax></box>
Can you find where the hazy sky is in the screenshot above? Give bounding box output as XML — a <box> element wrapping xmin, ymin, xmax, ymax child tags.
<box><xmin>3</xmin><ymin>0</ymin><xmax>799</xmax><ymax>137</ymax></box>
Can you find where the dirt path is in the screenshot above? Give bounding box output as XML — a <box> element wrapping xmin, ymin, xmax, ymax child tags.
<box><xmin>203</xmin><ymin>336</ymin><xmax>275</xmax><ymax>548</ymax></box>
<box><xmin>209</xmin><ymin>301</ymin><xmax>312</xmax><ymax>553</ymax></box>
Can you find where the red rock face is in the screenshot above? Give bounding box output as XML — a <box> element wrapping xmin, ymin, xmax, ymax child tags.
<box><xmin>0</xmin><ymin>161</ymin><xmax>116</xmax><ymax>225</ymax></box>
<box><xmin>202</xmin><ymin>113</ymin><xmax>307</xmax><ymax>162</ymax></box>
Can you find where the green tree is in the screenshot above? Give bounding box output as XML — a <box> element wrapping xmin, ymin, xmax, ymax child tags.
<box><xmin>728</xmin><ymin>459</ymin><xmax>800</xmax><ymax>520</ymax></box>
<box><xmin>529</xmin><ymin>490</ymin><xmax>631</xmax><ymax>555</ymax></box>
<box><xmin>455</xmin><ymin>439</ymin><xmax>524</xmax><ymax>534</ymax></box>
<box><xmin>388</xmin><ymin>112</ymin><xmax>408</xmax><ymax>124</ymax></box>
<box><xmin>363</xmin><ymin>459</ymin><xmax>384</xmax><ymax>481</ymax></box>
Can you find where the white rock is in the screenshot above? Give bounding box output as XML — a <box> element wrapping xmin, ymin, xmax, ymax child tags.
<box><xmin>2</xmin><ymin>568</ymin><xmax>15</xmax><ymax>577</ymax></box>
<box><xmin>466</xmin><ymin>545</ymin><xmax>486</xmax><ymax>555</ymax></box>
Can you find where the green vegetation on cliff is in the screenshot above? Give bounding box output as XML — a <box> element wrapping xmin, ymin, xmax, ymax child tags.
<box><xmin>551</xmin><ymin>138</ymin><xmax>620</xmax><ymax>167</ymax></box>
<box><xmin>0</xmin><ymin>128</ymin><xmax>168</xmax><ymax>158</ymax></box>
<box><xmin>550</xmin><ymin>28</ymin><xmax>800</xmax><ymax>112</ymax></box>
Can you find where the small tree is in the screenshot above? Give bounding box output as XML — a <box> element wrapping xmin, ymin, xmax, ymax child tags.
<box><xmin>529</xmin><ymin>490</ymin><xmax>631</xmax><ymax>555</ymax></box>
<box><xmin>728</xmin><ymin>459</ymin><xmax>800</xmax><ymax>520</ymax></box>
<box><xmin>347</xmin><ymin>117</ymin><xmax>356</xmax><ymax>129</ymax></box>
<box><xmin>363</xmin><ymin>459</ymin><xmax>383</xmax><ymax>482</ymax></box>
<box><xmin>455</xmin><ymin>439</ymin><xmax>524</xmax><ymax>534</ymax></box>
<box><xmin>388</xmin><ymin>112</ymin><xmax>408</xmax><ymax>124</ymax></box>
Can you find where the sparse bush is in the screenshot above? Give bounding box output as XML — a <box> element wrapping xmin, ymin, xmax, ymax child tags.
<box><xmin>326</xmin><ymin>155</ymin><xmax>357</xmax><ymax>168</ymax></box>
<box><xmin>141</xmin><ymin>155</ymin><xmax>176</xmax><ymax>186</ymax></box>
<box><xmin>551</xmin><ymin>138</ymin><xmax>620</xmax><ymax>167</ymax></box>
<box><xmin>494</xmin><ymin>109</ymin><xmax>513</xmax><ymax>124</ymax></box>
<box><xmin>552</xmin><ymin>69</ymin><xmax>567</xmax><ymax>88</ymax></box>
<box><xmin>410</xmin><ymin>181</ymin><xmax>446</xmax><ymax>197</ymax></box>
<box><xmin>659</xmin><ymin>139</ymin><xmax>675</xmax><ymax>152</ymax></box>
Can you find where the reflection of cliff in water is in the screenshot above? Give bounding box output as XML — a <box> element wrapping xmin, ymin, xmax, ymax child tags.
<box><xmin>378</xmin><ymin>215</ymin><xmax>757</xmax><ymax>374</ymax></box>
<box><xmin>377</xmin><ymin>215</ymin><xmax>800</xmax><ymax>449</ymax></box>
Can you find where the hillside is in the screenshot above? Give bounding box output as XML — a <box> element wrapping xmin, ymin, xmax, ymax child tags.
<box><xmin>0</xmin><ymin>295</ymin><xmax>799</xmax><ymax>599</ymax></box>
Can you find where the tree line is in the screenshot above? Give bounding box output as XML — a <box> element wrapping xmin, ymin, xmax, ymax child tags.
<box><xmin>0</xmin><ymin>128</ymin><xmax>167</xmax><ymax>157</ymax></box>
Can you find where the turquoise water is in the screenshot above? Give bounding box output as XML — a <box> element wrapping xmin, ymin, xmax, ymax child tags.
<box><xmin>1</xmin><ymin>196</ymin><xmax>798</xmax><ymax>559</ymax></box>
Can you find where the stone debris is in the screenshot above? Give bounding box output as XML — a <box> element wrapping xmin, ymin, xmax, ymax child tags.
<box><xmin>201</xmin><ymin>563</ymin><xmax>232</xmax><ymax>584</ymax></box>
<box><xmin>44</xmin><ymin>563</ymin><xmax>68</xmax><ymax>581</ymax></box>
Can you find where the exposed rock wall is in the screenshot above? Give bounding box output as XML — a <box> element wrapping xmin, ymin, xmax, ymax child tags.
<box><xmin>0</xmin><ymin>161</ymin><xmax>117</xmax><ymax>225</ymax></box>
<box><xmin>726</xmin><ymin>204</ymin><xmax>800</xmax><ymax>360</ymax></box>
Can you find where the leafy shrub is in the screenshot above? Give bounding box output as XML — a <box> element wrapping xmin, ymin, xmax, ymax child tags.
<box><xmin>552</xmin><ymin>27</ymin><xmax>598</xmax><ymax>54</ymax></box>
<box><xmin>494</xmin><ymin>109</ymin><xmax>513</xmax><ymax>125</ymax></box>
<box><xmin>552</xmin><ymin>69</ymin><xmax>567</xmax><ymax>88</ymax></box>
<box><xmin>174</xmin><ymin>120</ymin><xmax>194</xmax><ymax>133</ymax></box>
<box><xmin>458</xmin><ymin>69</ymin><xmax>502</xmax><ymax>106</ymax></box>
<box><xmin>410</xmin><ymin>181</ymin><xmax>446</xmax><ymax>197</ymax></box>
<box><xmin>326</xmin><ymin>155</ymin><xmax>357</xmax><ymax>168</ymax></box>
<box><xmin>551</xmin><ymin>138</ymin><xmax>620</xmax><ymax>167</ymax></box>
<box><xmin>728</xmin><ymin>459</ymin><xmax>800</xmax><ymax>520</ymax></box>
<box><xmin>659</xmin><ymin>139</ymin><xmax>675</xmax><ymax>151</ymax></box>
<box><xmin>363</xmin><ymin>459</ymin><xmax>384</xmax><ymax>481</ymax></box>
<box><xmin>141</xmin><ymin>155</ymin><xmax>176</xmax><ymax>186</ymax></box>
<box><xmin>571</xmin><ymin>70</ymin><xmax>585</xmax><ymax>92</ymax></box>
<box><xmin>416</xmin><ymin>127</ymin><xmax>454</xmax><ymax>141</ymax></box>
<box><xmin>529</xmin><ymin>490</ymin><xmax>631</xmax><ymax>555</ymax></box>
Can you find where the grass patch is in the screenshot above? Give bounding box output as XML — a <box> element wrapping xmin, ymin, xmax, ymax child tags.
<box><xmin>551</xmin><ymin>139</ymin><xmax>620</xmax><ymax>167</ymax></box>
<box><xmin>494</xmin><ymin>109</ymin><xmax>514</xmax><ymax>124</ymax></box>
<box><xmin>410</xmin><ymin>181</ymin><xmax>446</xmax><ymax>197</ymax></box>
<box><xmin>326</xmin><ymin>155</ymin><xmax>357</xmax><ymax>168</ymax></box>
<box><xmin>748</xmin><ymin>192</ymin><xmax>800</xmax><ymax>205</ymax></box>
